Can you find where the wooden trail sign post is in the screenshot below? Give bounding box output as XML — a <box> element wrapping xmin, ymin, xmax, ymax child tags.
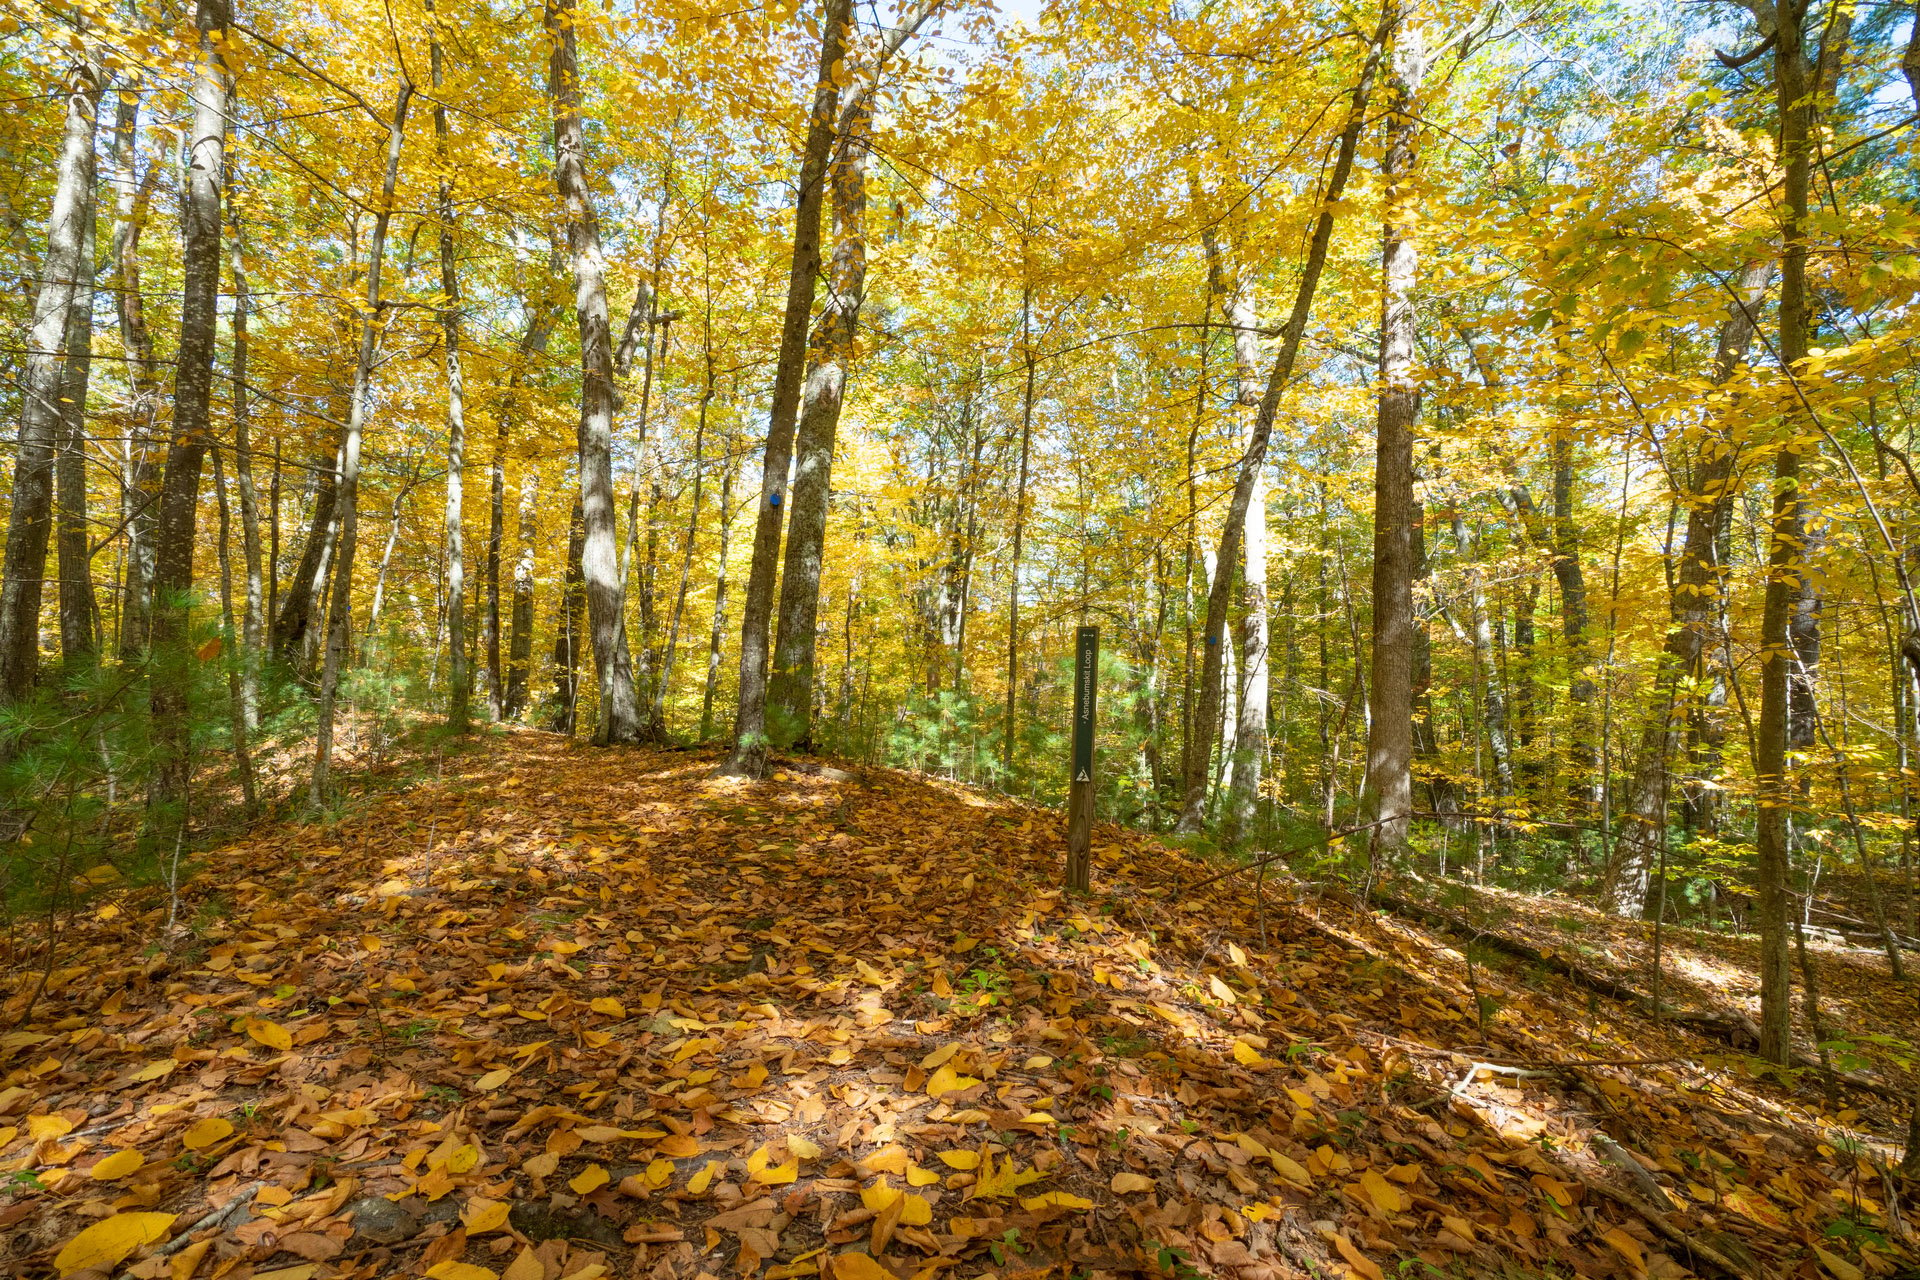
<box><xmin>1066</xmin><ymin>624</ymin><xmax>1097</xmax><ymax>891</ymax></box>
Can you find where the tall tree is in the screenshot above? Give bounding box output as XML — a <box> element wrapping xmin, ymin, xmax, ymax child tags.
<box><xmin>768</xmin><ymin>0</ymin><xmax>943</xmax><ymax>749</ymax></box>
<box><xmin>1608</xmin><ymin>263</ymin><xmax>1769</xmax><ymax>916</ymax></box>
<box><xmin>311</xmin><ymin>84</ymin><xmax>413</xmax><ymax>807</ymax></box>
<box><xmin>1362</xmin><ymin>12</ymin><xmax>1425</xmax><ymax>861</ymax></box>
<box><xmin>431</xmin><ymin>0</ymin><xmax>472</xmax><ymax>733</ymax></box>
<box><xmin>722</xmin><ymin>0</ymin><xmax>853</xmax><ymax>777</ymax></box>
<box><xmin>147</xmin><ymin>0</ymin><xmax>230</xmax><ymax>820</ymax></box>
<box><xmin>546</xmin><ymin>0</ymin><xmax>642</xmax><ymax>744</ymax></box>
<box><xmin>0</xmin><ymin>55</ymin><xmax>100</xmax><ymax>702</ymax></box>
<box><xmin>1177</xmin><ymin>18</ymin><xmax>1386</xmax><ymax>831</ymax></box>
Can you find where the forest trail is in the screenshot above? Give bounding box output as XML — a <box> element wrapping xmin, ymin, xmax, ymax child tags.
<box><xmin>3</xmin><ymin>732</ymin><xmax>1915</xmax><ymax>1280</ymax></box>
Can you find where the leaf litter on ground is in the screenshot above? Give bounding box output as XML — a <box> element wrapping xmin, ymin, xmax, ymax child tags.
<box><xmin>1</xmin><ymin>729</ymin><xmax>1915</xmax><ymax>1280</ymax></box>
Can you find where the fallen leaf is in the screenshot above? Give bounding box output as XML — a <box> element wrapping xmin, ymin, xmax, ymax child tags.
<box><xmin>90</xmin><ymin>1149</ymin><xmax>146</xmax><ymax>1180</ymax></box>
<box><xmin>54</xmin><ymin>1211</ymin><xmax>176</xmax><ymax>1275</ymax></box>
<box><xmin>182</xmin><ymin>1117</ymin><xmax>233</xmax><ymax>1151</ymax></box>
<box><xmin>1111</xmin><ymin>1171</ymin><xmax>1154</xmax><ymax>1193</ymax></box>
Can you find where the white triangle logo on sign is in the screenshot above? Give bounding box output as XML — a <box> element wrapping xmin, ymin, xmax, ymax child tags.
<box><xmin>1075</xmin><ymin>768</ymin><xmax>1090</xmax><ymax>782</ymax></box>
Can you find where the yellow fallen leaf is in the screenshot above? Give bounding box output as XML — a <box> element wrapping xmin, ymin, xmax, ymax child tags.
<box><xmin>503</xmin><ymin>1248</ymin><xmax>543</xmax><ymax>1280</ymax></box>
<box><xmin>686</xmin><ymin>1160</ymin><xmax>721</xmax><ymax>1195</ymax></box>
<box><xmin>968</xmin><ymin>1151</ymin><xmax>1044</xmax><ymax>1200</ymax></box>
<box><xmin>589</xmin><ymin>997</ymin><xmax>625</xmax><ymax>1017</ymax></box>
<box><xmin>926</xmin><ymin>1064</ymin><xmax>981</xmax><ymax>1097</ymax></box>
<box><xmin>90</xmin><ymin>1149</ymin><xmax>146</xmax><ymax>1181</ymax></box>
<box><xmin>747</xmin><ymin>1142</ymin><xmax>798</xmax><ymax>1184</ymax></box>
<box><xmin>475</xmin><ymin>1068</ymin><xmax>512</xmax><ymax>1091</ymax></box>
<box><xmin>831</xmin><ymin>1254</ymin><xmax>891</xmax><ymax>1280</ymax></box>
<box><xmin>905</xmin><ymin>1163</ymin><xmax>940</xmax><ymax>1186</ymax></box>
<box><xmin>1333</xmin><ymin>1231</ymin><xmax>1384</xmax><ymax>1280</ymax></box>
<box><xmin>444</xmin><ymin>1144</ymin><xmax>481</xmax><ymax>1175</ymax></box>
<box><xmin>935</xmin><ymin>1149</ymin><xmax>980</xmax><ymax>1170</ymax></box>
<box><xmin>1228</xmin><ymin>942</ymin><xmax>1248</xmax><ymax>966</ymax></box>
<box><xmin>1208</xmin><ymin>974</ymin><xmax>1237</xmax><ymax>1004</ymax></box>
<box><xmin>644</xmin><ymin>1158</ymin><xmax>673</xmax><ymax>1187</ymax></box>
<box><xmin>1602</xmin><ymin>1227</ymin><xmax>1646</xmax><ymax>1273</ymax></box>
<box><xmin>131</xmin><ymin>1059</ymin><xmax>178</xmax><ymax>1082</ymax></box>
<box><xmin>1020</xmin><ymin>1191</ymin><xmax>1094</xmax><ymax>1210</ymax></box>
<box><xmin>247</xmin><ymin>1019</ymin><xmax>293</xmax><ymax>1052</ymax></box>
<box><xmin>182</xmin><ymin>1117</ymin><xmax>233</xmax><ymax>1151</ymax></box>
<box><xmin>1813</xmin><ymin>1246</ymin><xmax>1865</xmax><ymax>1280</ymax></box>
<box><xmin>656</xmin><ymin>1133</ymin><xmax>701</xmax><ymax>1158</ymax></box>
<box><xmin>787</xmin><ymin>1134</ymin><xmax>822</xmax><ymax>1159</ymax></box>
<box><xmin>1111</xmin><ymin>1171</ymin><xmax>1154</xmax><ymax>1193</ymax></box>
<box><xmin>254</xmin><ymin>1268</ymin><xmax>318</xmax><ymax>1280</ymax></box>
<box><xmin>463</xmin><ymin>1196</ymin><xmax>512</xmax><ymax>1233</ymax></box>
<box><xmin>29</xmin><ymin>1114</ymin><xmax>74</xmax><ymax>1142</ymax></box>
<box><xmin>54</xmin><ymin>1211</ymin><xmax>176</xmax><ymax>1275</ymax></box>
<box><xmin>920</xmin><ymin>1043</ymin><xmax>960</xmax><ymax>1070</ymax></box>
<box><xmin>521</xmin><ymin>1152</ymin><xmax>558</xmax><ymax>1177</ymax></box>
<box><xmin>426</xmin><ymin>1264</ymin><xmax>498</xmax><ymax>1280</ymax></box>
<box><xmin>1360</xmin><ymin>1168</ymin><xmax>1406</xmax><ymax>1214</ymax></box>
<box><xmin>169</xmin><ymin>1236</ymin><xmax>213</xmax><ymax>1280</ymax></box>
<box><xmin>569</xmin><ymin>1164</ymin><xmax>609</xmax><ymax>1194</ymax></box>
<box><xmin>1231</xmin><ymin>1040</ymin><xmax>1272</xmax><ymax>1068</ymax></box>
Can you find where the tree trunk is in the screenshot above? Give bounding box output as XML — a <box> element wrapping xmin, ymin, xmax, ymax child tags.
<box><xmin>505</xmin><ymin>470</ymin><xmax>538</xmax><ymax>719</ymax></box>
<box><xmin>661</xmin><ymin>360</ymin><xmax>716</xmax><ymax>736</ymax></box>
<box><xmin>0</xmin><ymin>57</ymin><xmax>100</xmax><ymax>703</ymax></box>
<box><xmin>211</xmin><ymin>445</ymin><xmax>257</xmax><ymax>812</ymax></box>
<box><xmin>723</xmin><ymin>0</ymin><xmax>853</xmax><ymax>777</ymax></box>
<box><xmin>1607</xmin><ymin>262</ymin><xmax>1768</xmax><ymax>916</ymax></box>
<box><xmin>1005</xmin><ymin>290</ymin><xmax>1036</xmax><ymax>782</ymax></box>
<box><xmin>147</xmin><ymin>0</ymin><xmax>228</xmax><ymax>823</ymax></box>
<box><xmin>546</xmin><ymin>0</ymin><xmax>641</xmax><ymax>745</ymax></box>
<box><xmin>762</xmin><ymin>4</ymin><xmax>942</xmax><ymax>746</ymax></box>
<box><xmin>1756</xmin><ymin>0</ymin><xmax>1814</xmax><ymax>1066</ymax></box>
<box><xmin>108</xmin><ymin>88</ymin><xmax>163</xmax><ymax>662</ymax></box>
<box><xmin>1362</xmin><ymin>17</ymin><xmax>1423</xmax><ymax>859</ymax></box>
<box><xmin>1195</xmin><ymin>222</ymin><xmax>1272</xmax><ymax>843</ymax></box>
<box><xmin>770</xmin><ymin>83</ymin><xmax>874</xmax><ymax>750</ymax></box>
<box><xmin>228</xmin><ymin>202</ymin><xmax>263</xmax><ymax>732</ymax></box>
<box><xmin>273</xmin><ymin>441</ymin><xmax>340</xmax><ymax>671</ymax></box>
<box><xmin>311</xmin><ymin>84</ymin><xmax>412</xmax><ymax>808</ymax></box>
<box><xmin>1176</xmin><ymin>27</ymin><xmax>1385</xmax><ymax>832</ymax></box>
<box><xmin>701</xmin><ymin>430</ymin><xmax>740</xmax><ymax>742</ymax></box>
<box><xmin>55</xmin><ymin>148</ymin><xmax>98</xmax><ymax>665</ymax></box>
<box><xmin>549</xmin><ymin>498</ymin><xmax>586</xmax><ymax>733</ymax></box>
<box><xmin>431</xmin><ymin>4</ymin><xmax>472</xmax><ymax>734</ymax></box>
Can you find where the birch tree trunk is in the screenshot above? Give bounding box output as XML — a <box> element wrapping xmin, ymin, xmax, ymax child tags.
<box><xmin>1176</xmin><ymin>26</ymin><xmax>1385</xmax><ymax>831</ymax></box>
<box><xmin>723</xmin><ymin>0</ymin><xmax>853</xmax><ymax>777</ymax></box>
<box><xmin>546</xmin><ymin>0</ymin><xmax>642</xmax><ymax>745</ymax></box>
<box><xmin>211</xmin><ymin>445</ymin><xmax>257</xmax><ymax>811</ymax></box>
<box><xmin>311</xmin><ymin>85</ymin><xmax>412</xmax><ymax>807</ymax></box>
<box><xmin>108</xmin><ymin>88</ymin><xmax>163</xmax><ymax>661</ymax></box>
<box><xmin>147</xmin><ymin>0</ymin><xmax>228</xmax><ymax>822</ymax></box>
<box><xmin>0</xmin><ymin>56</ymin><xmax>100</xmax><ymax>703</ymax></box>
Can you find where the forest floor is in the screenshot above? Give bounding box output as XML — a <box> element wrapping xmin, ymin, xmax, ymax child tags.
<box><xmin>3</xmin><ymin>729</ymin><xmax>1918</xmax><ymax>1280</ymax></box>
